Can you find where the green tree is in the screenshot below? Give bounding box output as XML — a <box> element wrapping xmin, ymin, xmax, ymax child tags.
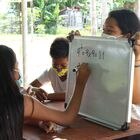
<box><xmin>33</xmin><ymin>0</ymin><xmax>60</xmax><ymax>34</ymax></box>
<box><xmin>112</xmin><ymin>0</ymin><xmax>135</xmax><ymax>10</ymax></box>
<box><xmin>33</xmin><ymin>0</ymin><xmax>90</xmax><ymax>34</ymax></box>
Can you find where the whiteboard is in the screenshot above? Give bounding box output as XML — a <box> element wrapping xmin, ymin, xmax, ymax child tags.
<box><xmin>66</xmin><ymin>36</ymin><xmax>134</xmax><ymax>130</ymax></box>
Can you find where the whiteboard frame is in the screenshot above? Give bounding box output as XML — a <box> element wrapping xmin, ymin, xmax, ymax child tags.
<box><xmin>65</xmin><ymin>36</ymin><xmax>134</xmax><ymax>130</ymax></box>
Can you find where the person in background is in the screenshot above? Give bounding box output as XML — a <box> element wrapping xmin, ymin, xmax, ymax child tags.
<box><xmin>28</xmin><ymin>37</ymin><xmax>69</xmax><ymax>102</ymax></box>
<box><xmin>101</xmin><ymin>9</ymin><xmax>140</xmax><ymax>120</ymax></box>
<box><xmin>0</xmin><ymin>45</ymin><xmax>90</xmax><ymax>139</ymax></box>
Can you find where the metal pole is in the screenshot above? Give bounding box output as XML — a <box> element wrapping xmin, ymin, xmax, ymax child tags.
<box><xmin>90</xmin><ymin>0</ymin><xmax>97</xmax><ymax>35</ymax></box>
<box><xmin>101</xmin><ymin>0</ymin><xmax>110</xmax><ymax>29</ymax></box>
<box><xmin>135</xmin><ymin>0</ymin><xmax>140</xmax><ymax>19</ymax></box>
<box><xmin>21</xmin><ymin>0</ymin><xmax>28</xmax><ymax>86</ymax></box>
<box><xmin>30</xmin><ymin>0</ymin><xmax>34</xmax><ymax>34</ymax></box>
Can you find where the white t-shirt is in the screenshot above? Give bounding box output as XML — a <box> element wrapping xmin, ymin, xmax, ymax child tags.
<box><xmin>37</xmin><ymin>68</ymin><xmax>66</xmax><ymax>93</ymax></box>
<box><xmin>131</xmin><ymin>104</ymin><xmax>140</xmax><ymax>120</ymax></box>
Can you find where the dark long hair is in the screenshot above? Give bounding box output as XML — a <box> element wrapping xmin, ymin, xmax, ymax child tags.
<box><xmin>109</xmin><ymin>9</ymin><xmax>140</xmax><ymax>37</ymax></box>
<box><xmin>0</xmin><ymin>45</ymin><xmax>24</xmax><ymax>140</ymax></box>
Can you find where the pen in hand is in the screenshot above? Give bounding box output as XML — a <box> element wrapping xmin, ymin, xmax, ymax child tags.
<box><xmin>73</xmin><ymin>64</ymin><xmax>80</xmax><ymax>72</ymax></box>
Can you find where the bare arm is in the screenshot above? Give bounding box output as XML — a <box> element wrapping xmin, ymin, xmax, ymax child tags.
<box><xmin>30</xmin><ymin>79</ymin><xmax>65</xmax><ymax>101</ymax></box>
<box><xmin>29</xmin><ymin>87</ymin><xmax>65</xmax><ymax>101</ymax></box>
<box><xmin>133</xmin><ymin>32</ymin><xmax>140</xmax><ymax>104</ymax></box>
<box><xmin>133</xmin><ymin>67</ymin><xmax>140</xmax><ymax>104</ymax></box>
<box><xmin>47</xmin><ymin>92</ymin><xmax>65</xmax><ymax>101</ymax></box>
<box><xmin>24</xmin><ymin>63</ymin><xmax>90</xmax><ymax>125</ymax></box>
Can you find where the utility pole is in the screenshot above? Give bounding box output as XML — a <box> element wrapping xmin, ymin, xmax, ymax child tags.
<box><xmin>135</xmin><ymin>0</ymin><xmax>140</xmax><ymax>19</ymax></box>
<box><xmin>21</xmin><ymin>0</ymin><xmax>28</xmax><ymax>86</ymax></box>
<box><xmin>90</xmin><ymin>0</ymin><xmax>97</xmax><ymax>35</ymax></box>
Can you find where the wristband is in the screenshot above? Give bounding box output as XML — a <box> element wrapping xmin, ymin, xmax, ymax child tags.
<box><xmin>135</xmin><ymin>65</ymin><xmax>140</xmax><ymax>67</ymax></box>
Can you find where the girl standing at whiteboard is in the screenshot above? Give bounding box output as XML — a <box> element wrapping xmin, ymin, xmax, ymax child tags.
<box><xmin>102</xmin><ymin>9</ymin><xmax>140</xmax><ymax>120</ymax></box>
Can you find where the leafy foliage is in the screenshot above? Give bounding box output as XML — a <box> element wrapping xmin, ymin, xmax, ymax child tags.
<box><xmin>33</xmin><ymin>0</ymin><xmax>90</xmax><ymax>34</ymax></box>
<box><xmin>112</xmin><ymin>0</ymin><xmax>135</xmax><ymax>10</ymax></box>
<box><xmin>0</xmin><ymin>0</ymin><xmax>136</xmax><ymax>34</ymax></box>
